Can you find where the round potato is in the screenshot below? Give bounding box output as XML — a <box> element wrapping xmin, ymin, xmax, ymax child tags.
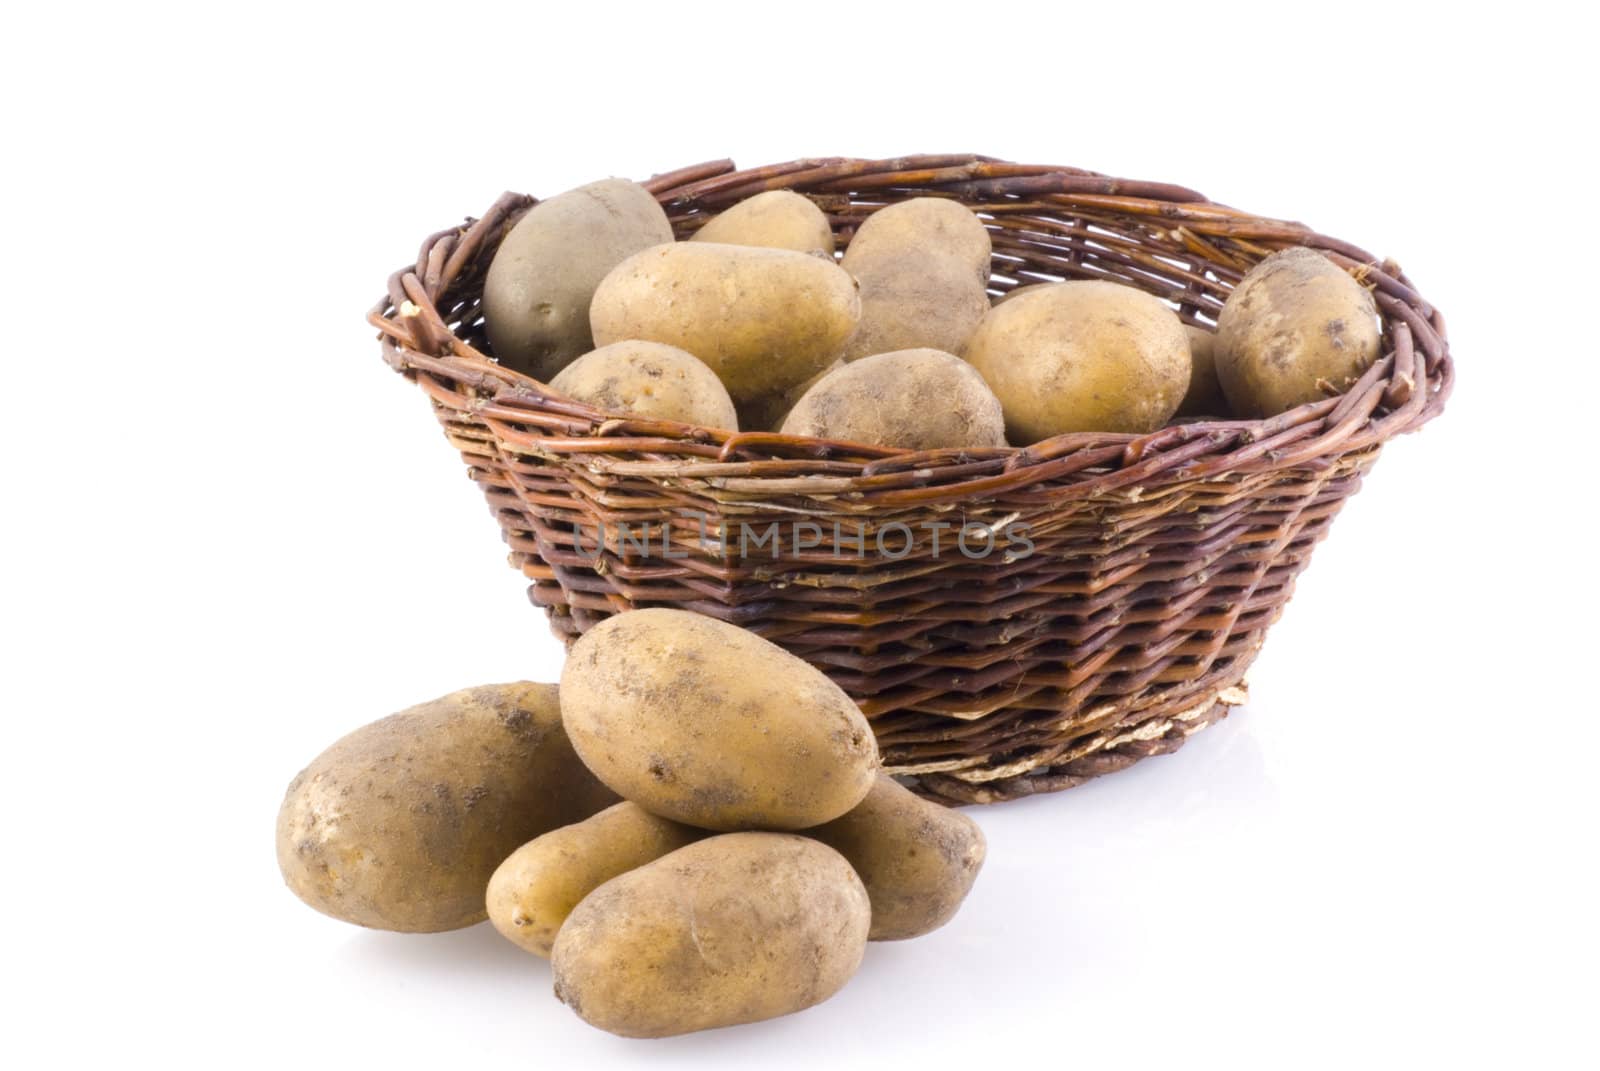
<box><xmin>548</xmin><ymin>340</ymin><xmax>738</xmax><ymax>430</ymax></box>
<box><xmin>780</xmin><ymin>348</ymin><xmax>1007</xmax><ymax>450</ymax></box>
<box><xmin>484</xmin><ymin>178</ymin><xmax>673</xmax><ymax>381</ymax></box>
<box><xmin>690</xmin><ymin>190</ymin><xmax>835</xmax><ymax>257</ymax></box>
<box><xmin>560</xmin><ymin>608</ymin><xmax>878</xmax><ymax>831</ymax></box>
<box><xmin>552</xmin><ymin>833</ymin><xmax>870</xmax><ymax>1037</ymax></box>
<box><xmin>590</xmin><ymin>242</ymin><xmax>861</xmax><ymax>403</ymax></box>
<box><xmin>1214</xmin><ymin>247</ymin><xmax>1381</xmax><ymax>417</ymax></box>
<box><xmin>806</xmin><ymin>775</ymin><xmax>986</xmax><ymax>940</ymax></box>
<box><xmin>1177</xmin><ymin>324</ymin><xmax>1229</xmax><ymax>418</ymax></box>
<box><xmin>962</xmin><ymin>280</ymin><xmax>1191</xmax><ymax>442</ymax></box>
<box><xmin>275</xmin><ymin>683</ymin><xmax>618</xmax><ymax>933</ymax></box>
<box><xmin>487</xmin><ymin>802</ymin><xmax>703</xmax><ymax>958</ymax></box>
<box><xmin>736</xmin><ymin>358</ymin><xmax>843</xmax><ymax>432</ymax></box>
<box><xmin>840</xmin><ymin>198</ymin><xmax>993</xmax><ymax>361</ymax></box>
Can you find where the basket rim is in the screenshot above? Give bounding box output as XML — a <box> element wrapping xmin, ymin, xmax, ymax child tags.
<box><xmin>369</xmin><ymin>154</ymin><xmax>1452</xmax><ymax>504</ymax></box>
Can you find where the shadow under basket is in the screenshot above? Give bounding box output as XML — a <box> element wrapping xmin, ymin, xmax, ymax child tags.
<box><xmin>371</xmin><ymin>155</ymin><xmax>1452</xmax><ymax>805</ymax></box>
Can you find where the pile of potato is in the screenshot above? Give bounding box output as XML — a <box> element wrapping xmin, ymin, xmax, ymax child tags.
<box><xmin>277</xmin><ymin>609</ymin><xmax>985</xmax><ymax>1038</ymax></box>
<box><xmin>480</xmin><ymin>177</ymin><xmax>1381</xmax><ymax>447</ymax></box>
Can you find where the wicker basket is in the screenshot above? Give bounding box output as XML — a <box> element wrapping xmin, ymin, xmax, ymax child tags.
<box><xmin>370</xmin><ymin>155</ymin><xmax>1451</xmax><ymax>804</ymax></box>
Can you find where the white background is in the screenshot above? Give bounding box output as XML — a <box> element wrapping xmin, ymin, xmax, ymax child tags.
<box><xmin>5</xmin><ymin>3</ymin><xmax>1596</xmax><ymax>1067</ymax></box>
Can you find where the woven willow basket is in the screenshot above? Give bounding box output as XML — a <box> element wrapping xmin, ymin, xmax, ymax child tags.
<box><xmin>371</xmin><ymin>155</ymin><xmax>1451</xmax><ymax>804</ymax></box>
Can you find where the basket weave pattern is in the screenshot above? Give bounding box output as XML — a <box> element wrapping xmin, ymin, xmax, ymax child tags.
<box><xmin>371</xmin><ymin>156</ymin><xmax>1451</xmax><ymax>804</ymax></box>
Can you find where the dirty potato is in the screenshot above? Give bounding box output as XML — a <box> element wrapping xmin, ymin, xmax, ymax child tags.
<box><xmin>840</xmin><ymin>198</ymin><xmax>993</xmax><ymax>361</ymax></box>
<box><xmin>806</xmin><ymin>775</ymin><xmax>986</xmax><ymax>940</ymax></box>
<box><xmin>1214</xmin><ymin>246</ymin><xmax>1381</xmax><ymax>417</ymax></box>
<box><xmin>780</xmin><ymin>348</ymin><xmax>1007</xmax><ymax>450</ymax></box>
<box><xmin>549</xmin><ymin>340</ymin><xmax>738</xmax><ymax>429</ymax></box>
<box><xmin>559</xmin><ymin>608</ymin><xmax>878</xmax><ymax>831</ymax></box>
<box><xmin>552</xmin><ymin>833</ymin><xmax>870</xmax><ymax>1037</ymax></box>
<box><xmin>275</xmin><ymin>683</ymin><xmax>618</xmax><ymax>932</ymax></box>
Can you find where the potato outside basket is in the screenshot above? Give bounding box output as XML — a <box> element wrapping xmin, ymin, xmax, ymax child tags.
<box><xmin>370</xmin><ymin>155</ymin><xmax>1452</xmax><ymax>804</ymax></box>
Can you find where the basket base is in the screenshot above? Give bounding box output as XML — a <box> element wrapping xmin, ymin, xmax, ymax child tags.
<box><xmin>905</xmin><ymin>684</ymin><xmax>1247</xmax><ymax>805</ymax></box>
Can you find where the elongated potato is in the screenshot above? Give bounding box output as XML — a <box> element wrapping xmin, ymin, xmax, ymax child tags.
<box><xmin>484</xmin><ymin>178</ymin><xmax>673</xmax><ymax>381</ymax></box>
<box><xmin>1177</xmin><ymin>324</ymin><xmax>1229</xmax><ymax>418</ymax></box>
<box><xmin>549</xmin><ymin>340</ymin><xmax>738</xmax><ymax>429</ymax></box>
<box><xmin>690</xmin><ymin>190</ymin><xmax>835</xmax><ymax>257</ymax></box>
<box><xmin>590</xmin><ymin>242</ymin><xmax>860</xmax><ymax>403</ymax></box>
<box><xmin>560</xmin><ymin>608</ymin><xmax>878</xmax><ymax>831</ymax></box>
<box><xmin>780</xmin><ymin>348</ymin><xmax>1007</xmax><ymax>450</ymax></box>
<box><xmin>806</xmin><ymin>775</ymin><xmax>986</xmax><ymax>940</ymax></box>
<box><xmin>552</xmin><ymin>833</ymin><xmax>870</xmax><ymax>1037</ymax></box>
<box><xmin>963</xmin><ymin>280</ymin><xmax>1191</xmax><ymax>441</ymax></box>
<box><xmin>1215</xmin><ymin>247</ymin><xmax>1381</xmax><ymax>417</ymax></box>
<box><xmin>275</xmin><ymin>683</ymin><xmax>618</xmax><ymax>933</ymax></box>
<box><xmin>487</xmin><ymin>802</ymin><xmax>703</xmax><ymax>958</ymax></box>
<box><xmin>840</xmin><ymin>198</ymin><xmax>992</xmax><ymax>361</ymax></box>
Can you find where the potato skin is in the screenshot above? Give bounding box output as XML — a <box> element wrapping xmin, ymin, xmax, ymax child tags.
<box><xmin>1215</xmin><ymin>247</ymin><xmax>1381</xmax><ymax>417</ymax></box>
<box><xmin>486</xmin><ymin>802</ymin><xmax>703</xmax><ymax>958</ymax></box>
<box><xmin>962</xmin><ymin>280</ymin><xmax>1191</xmax><ymax>442</ymax></box>
<box><xmin>484</xmin><ymin>179</ymin><xmax>673</xmax><ymax>381</ymax></box>
<box><xmin>589</xmin><ymin>242</ymin><xmax>861</xmax><ymax>403</ymax></box>
<box><xmin>549</xmin><ymin>340</ymin><xmax>738</xmax><ymax>430</ymax></box>
<box><xmin>690</xmin><ymin>190</ymin><xmax>835</xmax><ymax>257</ymax></box>
<box><xmin>1177</xmin><ymin>324</ymin><xmax>1229</xmax><ymax>418</ymax></box>
<box><xmin>560</xmin><ymin>608</ymin><xmax>878</xmax><ymax>831</ymax></box>
<box><xmin>276</xmin><ymin>683</ymin><xmax>619</xmax><ymax>932</ymax></box>
<box><xmin>736</xmin><ymin>358</ymin><xmax>843</xmax><ymax>432</ymax></box>
<box><xmin>840</xmin><ymin>198</ymin><xmax>992</xmax><ymax>361</ymax></box>
<box><xmin>780</xmin><ymin>348</ymin><xmax>1007</xmax><ymax>450</ymax></box>
<box><xmin>552</xmin><ymin>833</ymin><xmax>870</xmax><ymax>1037</ymax></box>
<box><xmin>806</xmin><ymin>775</ymin><xmax>986</xmax><ymax>940</ymax></box>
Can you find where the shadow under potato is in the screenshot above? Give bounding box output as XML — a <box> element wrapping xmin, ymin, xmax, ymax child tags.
<box><xmin>337</xmin><ymin>920</ymin><xmax>545</xmax><ymax>985</ymax></box>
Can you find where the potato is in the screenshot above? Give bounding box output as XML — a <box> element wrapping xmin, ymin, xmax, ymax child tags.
<box><xmin>276</xmin><ymin>683</ymin><xmax>618</xmax><ymax>932</ymax></box>
<box><xmin>690</xmin><ymin>190</ymin><xmax>834</xmax><ymax>257</ymax></box>
<box><xmin>736</xmin><ymin>358</ymin><xmax>843</xmax><ymax>432</ymax></box>
<box><xmin>552</xmin><ymin>833</ymin><xmax>869</xmax><ymax>1037</ymax></box>
<box><xmin>1177</xmin><ymin>324</ymin><xmax>1229</xmax><ymax>418</ymax></box>
<box><xmin>484</xmin><ymin>178</ymin><xmax>673</xmax><ymax>381</ymax></box>
<box><xmin>590</xmin><ymin>242</ymin><xmax>860</xmax><ymax>403</ymax></box>
<box><xmin>780</xmin><ymin>348</ymin><xmax>1007</xmax><ymax>450</ymax></box>
<box><xmin>806</xmin><ymin>775</ymin><xmax>986</xmax><ymax>940</ymax></box>
<box><xmin>486</xmin><ymin>802</ymin><xmax>702</xmax><ymax>958</ymax></box>
<box><xmin>548</xmin><ymin>340</ymin><xmax>738</xmax><ymax>430</ymax></box>
<box><xmin>840</xmin><ymin>197</ymin><xmax>992</xmax><ymax>361</ymax></box>
<box><xmin>962</xmin><ymin>280</ymin><xmax>1191</xmax><ymax>442</ymax></box>
<box><xmin>1214</xmin><ymin>247</ymin><xmax>1381</xmax><ymax>417</ymax></box>
<box><xmin>560</xmin><ymin>608</ymin><xmax>878</xmax><ymax>831</ymax></box>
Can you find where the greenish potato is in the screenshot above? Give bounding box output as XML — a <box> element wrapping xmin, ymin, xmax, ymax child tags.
<box><xmin>275</xmin><ymin>683</ymin><xmax>618</xmax><ymax>933</ymax></box>
<box><xmin>552</xmin><ymin>833</ymin><xmax>870</xmax><ymax>1037</ymax></box>
<box><xmin>549</xmin><ymin>340</ymin><xmax>738</xmax><ymax>430</ymax></box>
<box><xmin>559</xmin><ymin>608</ymin><xmax>878</xmax><ymax>831</ymax></box>
<box><xmin>806</xmin><ymin>775</ymin><xmax>986</xmax><ymax>940</ymax></box>
<box><xmin>486</xmin><ymin>802</ymin><xmax>703</xmax><ymax>958</ymax></box>
<box><xmin>1214</xmin><ymin>247</ymin><xmax>1381</xmax><ymax>417</ymax></box>
<box><xmin>589</xmin><ymin>242</ymin><xmax>861</xmax><ymax>403</ymax></box>
<box><xmin>780</xmin><ymin>348</ymin><xmax>1007</xmax><ymax>450</ymax></box>
<box><xmin>483</xmin><ymin>178</ymin><xmax>673</xmax><ymax>382</ymax></box>
<box><xmin>840</xmin><ymin>197</ymin><xmax>993</xmax><ymax>361</ymax></box>
<box><xmin>962</xmin><ymin>280</ymin><xmax>1191</xmax><ymax>442</ymax></box>
<box><xmin>690</xmin><ymin>190</ymin><xmax>835</xmax><ymax>257</ymax></box>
